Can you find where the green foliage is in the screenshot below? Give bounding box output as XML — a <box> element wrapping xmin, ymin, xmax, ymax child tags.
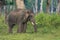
<box><xmin>0</xmin><ymin>15</ymin><xmax>8</xmax><ymax>34</ymax></box>
<box><xmin>35</xmin><ymin>13</ymin><xmax>60</xmax><ymax>28</ymax></box>
<box><xmin>24</xmin><ymin>0</ymin><xmax>35</xmax><ymax>9</ymax></box>
<box><xmin>35</xmin><ymin>13</ymin><xmax>60</xmax><ymax>34</ymax></box>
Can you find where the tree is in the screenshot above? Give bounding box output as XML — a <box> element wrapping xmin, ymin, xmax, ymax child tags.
<box><xmin>16</xmin><ymin>0</ymin><xmax>25</xmax><ymax>9</ymax></box>
<box><xmin>46</xmin><ymin>0</ymin><xmax>50</xmax><ymax>13</ymax></box>
<box><xmin>0</xmin><ymin>0</ymin><xmax>6</xmax><ymax>16</ymax></box>
<box><xmin>40</xmin><ymin>0</ymin><xmax>43</xmax><ymax>12</ymax></box>
<box><xmin>56</xmin><ymin>0</ymin><xmax>60</xmax><ymax>14</ymax></box>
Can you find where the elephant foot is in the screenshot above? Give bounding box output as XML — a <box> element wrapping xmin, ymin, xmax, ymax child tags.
<box><xmin>34</xmin><ymin>31</ymin><xmax>37</xmax><ymax>33</ymax></box>
<box><xmin>22</xmin><ymin>30</ymin><xmax>26</xmax><ymax>33</ymax></box>
<box><xmin>33</xmin><ymin>28</ymin><xmax>37</xmax><ymax>33</ymax></box>
<box><xmin>17</xmin><ymin>31</ymin><xmax>22</xmax><ymax>33</ymax></box>
<box><xmin>17</xmin><ymin>29</ymin><xmax>22</xmax><ymax>33</ymax></box>
<box><xmin>9</xmin><ymin>28</ymin><xmax>13</xmax><ymax>33</ymax></box>
<box><xmin>9</xmin><ymin>30</ymin><xmax>13</xmax><ymax>33</ymax></box>
<box><xmin>17</xmin><ymin>29</ymin><xmax>26</xmax><ymax>33</ymax></box>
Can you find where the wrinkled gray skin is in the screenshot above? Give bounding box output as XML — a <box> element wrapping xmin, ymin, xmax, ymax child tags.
<box><xmin>7</xmin><ymin>9</ymin><xmax>37</xmax><ymax>33</ymax></box>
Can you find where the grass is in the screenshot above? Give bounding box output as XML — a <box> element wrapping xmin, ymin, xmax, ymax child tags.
<box><xmin>0</xmin><ymin>14</ymin><xmax>60</xmax><ymax>40</ymax></box>
<box><xmin>0</xmin><ymin>31</ymin><xmax>60</xmax><ymax>40</ymax></box>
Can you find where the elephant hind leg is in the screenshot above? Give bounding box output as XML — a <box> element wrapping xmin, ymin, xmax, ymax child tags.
<box><xmin>8</xmin><ymin>24</ymin><xmax>15</xmax><ymax>33</ymax></box>
<box><xmin>22</xmin><ymin>23</ymin><xmax>27</xmax><ymax>33</ymax></box>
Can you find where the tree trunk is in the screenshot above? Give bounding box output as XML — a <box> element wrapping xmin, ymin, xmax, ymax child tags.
<box><xmin>35</xmin><ymin>0</ymin><xmax>38</xmax><ymax>13</ymax></box>
<box><xmin>56</xmin><ymin>0</ymin><xmax>60</xmax><ymax>14</ymax></box>
<box><xmin>16</xmin><ymin>0</ymin><xmax>25</xmax><ymax>9</ymax></box>
<box><xmin>0</xmin><ymin>1</ymin><xmax>3</xmax><ymax>16</ymax></box>
<box><xmin>40</xmin><ymin>0</ymin><xmax>43</xmax><ymax>12</ymax></box>
<box><xmin>56</xmin><ymin>3</ymin><xmax>60</xmax><ymax>14</ymax></box>
<box><xmin>51</xmin><ymin>0</ymin><xmax>53</xmax><ymax>13</ymax></box>
<box><xmin>46</xmin><ymin>0</ymin><xmax>50</xmax><ymax>13</ymax></box>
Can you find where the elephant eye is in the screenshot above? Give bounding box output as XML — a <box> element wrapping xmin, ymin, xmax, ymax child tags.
<box><xmin>29</xmin><ymin>15</ymin><xmax>33</xmax><ymax>18</ymax></box>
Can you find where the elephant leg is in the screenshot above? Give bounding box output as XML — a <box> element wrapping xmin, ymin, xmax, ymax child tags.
<box><xmin>30</xmin><ymin>19</ymin><xmax>37</xmax><ymax>32</ymax></box>
<box><xmin>32</xmin><ymin>21</ymin><xmax>37</xmax><ymax>32</ymax></box>
<box><xmin>17</xmin><ymin>23</ymin><xmax>22</xmax><ymax>33</ymax></box>
<box><xmin>8</xmin><ymin>23</ymin><xmax>15</xmax><ymax>33</ymax></box>
<box><xmin>23</xmin><ymin>23</ymin><xmax>27</xmax><ymax>33</ymax></box>
<box><xmin>20</xmin><ymin>23</ymin><xmax>24</xmax><ymax>33</ymax></box>
<box><xmin>33</xmin><ymin>22</ymin><xmax>37</xmax><ymax>32</ymax></box>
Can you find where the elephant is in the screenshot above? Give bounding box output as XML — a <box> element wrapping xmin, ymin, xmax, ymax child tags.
<box><xmin>7</xmin><ymin>9</ymin><xmax>37</xmax><ymax>33</ymax></box>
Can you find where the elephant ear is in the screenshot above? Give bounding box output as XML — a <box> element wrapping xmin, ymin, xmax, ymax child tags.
<box><xmin>24</xmin><ymin>10</ymin><xmax>34</xmax><ymax>19</ymax></box>
<box><xmin>23</xmin><ymin>10</ymin><xmax>29</xmax><ymax>20</ymax></box>
<box><xmin>25</xmin><ymin>10</ymin><xmax>29</xmax><ymax>18</ymax></box>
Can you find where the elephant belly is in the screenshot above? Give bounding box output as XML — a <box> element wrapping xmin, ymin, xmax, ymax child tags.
<box><xmin>8</xmin><ymin>15</ymin><xmax>17</xmax><ymax>24</ymax></box>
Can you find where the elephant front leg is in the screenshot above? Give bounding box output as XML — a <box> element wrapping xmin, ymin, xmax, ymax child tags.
<box><xmin>17</xmin><ymin>23</ymin><xmax>23</xmax><ymax>33</ymax></box>
<box><xmin>9</xmin><ymin>26</ymin><xmax>12</xmax><ymax>33</ymax></box>
<box><xmin>30</xmin><ymin>19</ymin><xmax>37</xmax><ymax>32</ymax></box>
<box><xmin>23</xmin><ymin>23</ymin><xmax>27</xmax><ymax>33</ymax></box>
<box><xmin>32</xmin><ymin>21</ymin><xmax>37</xmax><ymax>32</ymax></box>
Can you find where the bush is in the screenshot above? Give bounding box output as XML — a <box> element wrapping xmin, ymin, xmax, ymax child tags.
<box><xmin>0</xmin><ymin>15</ymin><xmax>8</xmax><ymax>34</ymax></box>
<box><xmin>35</xmin><ymin>13</ymin><xmax>60</xmax><ymax>28</ymax></box>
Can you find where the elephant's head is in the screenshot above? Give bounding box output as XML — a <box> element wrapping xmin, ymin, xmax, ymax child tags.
<box><xmin>23</xmin><ymin>10</ymin><xmax>34</xmax><ymax>22</ymax></box>
<box><xmin>24</xmin><ymin>10</ymin><xmax>37</xmax><ymax>32</ymax></box>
